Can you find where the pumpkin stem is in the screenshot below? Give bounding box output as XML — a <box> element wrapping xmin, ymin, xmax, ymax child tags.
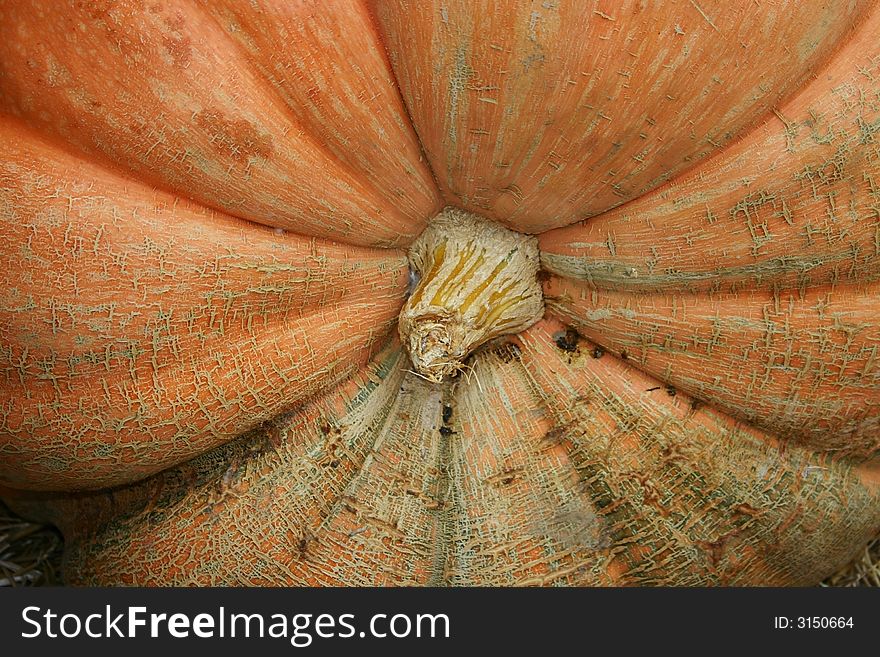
<box><xmin>399</xmin><ymin>207</ymin><xmax>544</xmax><ymax>382</ymax></box>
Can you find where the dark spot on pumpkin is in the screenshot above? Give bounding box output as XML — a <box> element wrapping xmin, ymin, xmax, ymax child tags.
<box><xmin>696</xmin><ymin>530</ymin><xmax>741</xmax><ymax>569</ymax></box>
<box><xmin>658</xmin><ymin>443</ymin><xmax>687</xmax><ymax>465</ymax></box>
<box><xmin>195</xmin><ymin>109</ymin><xmax>273</xmax><ymax>163</ymax></box>
<box><xmin>554</xmin><ymin>327</ymin><xmax>580</xmax><ymax>352</ymax></box>
<box><xmin>486</xmin><ymin>466</ymin><xmax>523</xmax><ymax>488</ymax></box>
<box><xmin>405</xmin><ymin>267</ymin><xmax>420</xmax><ymax>297</ymax></box>
<box><xmin>316</xmin><ymin>421</ymin><xmax>343</xmax><ymax>466</ymax></box>
<box><xmin>691</xmin><ymin>399</ymin><xmax>702</xmax><ymax>411</ymax></box>
<box><xmin>425</xmin><ymin>498</ymin><xmax>445</xmax><ymax>511</ymax></box>
<box><xmin>147</xmin><ymin>510</ymin><xmax>167</xmax><ymax>524</ymax></box>
<box><xmin>666</xmin><ymin>386</ymin><xmax>676</xmax><ymax>397</ymax></box>
<box><xmin>541</xmin><ymin>425</ymin><xmax>568</xmax><ymax>446</ymax></box>
<box><xmin>263</xmin><ymin>423</ymin><xmax>285</xmax><ymax>450</ymax></box>
<box><xmin>591</xmin><ymin>345</ymin><xmax>604</xmax><ymax>359</ymax></box>
<box><xmin>296</xmin><ymin>531</ymin><xmax>316</xmax><ymax>560</ymax></box>
<box><xmin>620</xmin><ymin>349</ymin><xmax>629</xmax><ymax>361</ymax></box>
<box><xmin>491</xmin><ymin>341</ymin><xmax>522</xmax><ymax>363</ymax></box>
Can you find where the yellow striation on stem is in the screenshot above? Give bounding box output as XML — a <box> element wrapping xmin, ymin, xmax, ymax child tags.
<box><xmin>399</xmin><ymin>207</ymin><xmax>544</xmax><ymax>382</ymax></box>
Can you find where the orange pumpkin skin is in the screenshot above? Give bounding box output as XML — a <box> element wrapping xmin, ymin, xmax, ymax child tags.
<box><xmin>1</xmin><ymin>0</ymin><xmax>879</xmax><ymax>586</ymax></box>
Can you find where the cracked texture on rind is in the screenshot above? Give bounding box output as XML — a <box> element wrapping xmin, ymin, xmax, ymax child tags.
<box><xmin>1</xmin><ymin>0</ymin><xmax>879</xmax><ymax>586</ymax></box>
<box><xmin>5</xmin><ymin>326</ymin><xmax>878</xmax><ymax>586</ymax></box>
<box><xmin>0</xmin><ymin>117</ymin><xmax>408</xmax><ymax>491</ymax></box>
<box><xmin>539</xmin><ymin>5</ymin><xmax>880</xmax><ymax>293</ymax></box>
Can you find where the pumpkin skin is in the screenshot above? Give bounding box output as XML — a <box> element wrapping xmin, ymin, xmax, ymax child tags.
<box><xmin>1</xmin><ymin>0</ymin><xmax>879</xmax><ymax>586</ymax></box>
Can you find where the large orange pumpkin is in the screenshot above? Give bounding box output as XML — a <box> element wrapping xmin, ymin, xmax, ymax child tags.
<box><xmin>1</xmin><ymin>0</ymin><xmax>879</xmax><ymax>586</ymax></box>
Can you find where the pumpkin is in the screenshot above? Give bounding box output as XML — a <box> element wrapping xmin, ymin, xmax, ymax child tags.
<box><xmin>1</xmin><ymin>0</ymin><xmax>879</xmax><ymax>586</ymax></box>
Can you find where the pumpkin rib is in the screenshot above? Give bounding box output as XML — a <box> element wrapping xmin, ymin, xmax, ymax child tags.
<box><xmin>16</xmin><ymin>343</ymin><xmax>444</xmax><ymax>585</ymax></box>
<box><xmin>294</xmin><ymin>350</ymin><xmax>451</xmax><ymax>586</ymax></box>
<box><xmin>370</xmin><ymin>0</ymin><xmax>874</xmax><ymax>234</ymax></box>
<box><xmin>198</xmin><ymin>0</ymin><xmax>443</xmax><ymax>241</ymax></box>
<box><xmin>0</xmin><ymin>298</ymin><xmax>403</xmax><ymax>492</ymax></box>
<box><xmin>1</xmin><ymin>0</ymin><xmax>878</xmax><ymax>588</ymax></box>
<box><xmin>0</xmin><ymin>0</ymin><xmax>422</xmax><ymax>247</ymax></box>
<box><xmin>0</xmin><ymin>115</ymin><xmax>409</xmax><ymax>358</ymax></box>
<box><xmin>10</xmin><ymin>325</ymin><xmax>878</xmax><ymax>585</ymax></box>
<box><xmin>539</xmin><ymin>1</ymin><xmax>880</xmax><ymax>292</ymax></box>
<box><xmin>361</xmin><ymin>0</ymin><xmax>449</xmax><ymax>202</ymax></box>
<box><xmin>508</xmin><ymin>319</ymin><xmax>880</xmax><ymax>585</ymax></box>
<box><xmin>4</xmin><ymin>344</ymin><xmax>409</xmax><ymax>561</ymax></box>
<box><xmin>2</xmin><ymin>114</ymin><xmax>412</xmax><ymax>491</ymax></box>
<box><xmin>543</xmin><ymin>277</ymin><xmax>880</xmax><ymax>458</ymax></box>
<box><xmin>451</xmin><ymin>341</ymin><xmax>610</xmax><ymax>585</ymax></box>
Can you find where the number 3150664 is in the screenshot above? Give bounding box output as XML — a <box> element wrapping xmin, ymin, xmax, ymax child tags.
<box><xmin>774</xmin><ymin>617</ymin><xmax>854</xmax><ymax>629</ymax></box>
